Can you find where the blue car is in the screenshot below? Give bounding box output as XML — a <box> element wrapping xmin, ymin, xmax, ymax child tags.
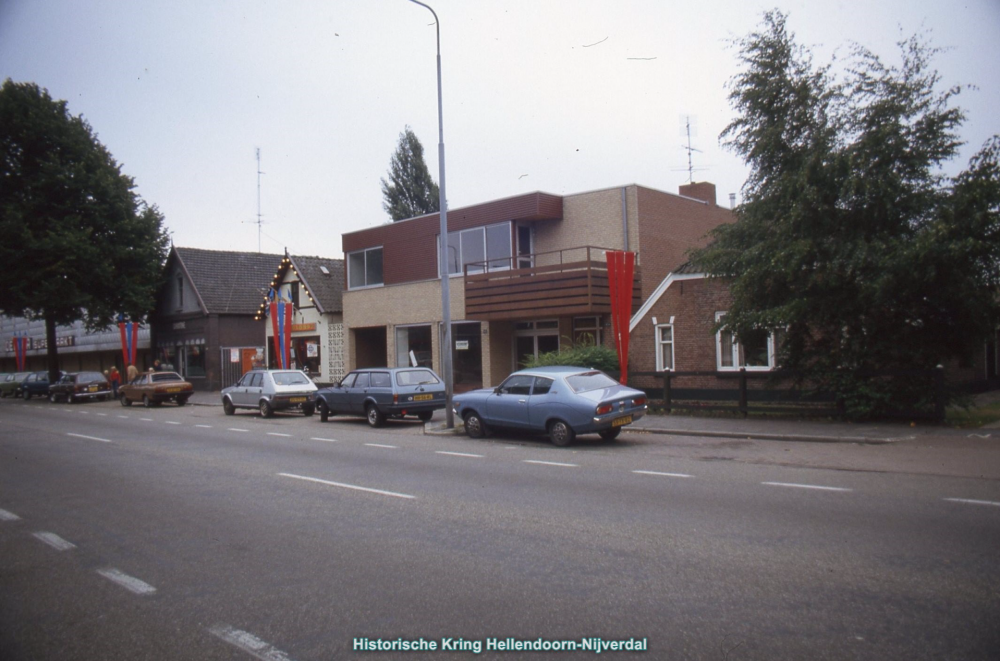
<box><xmin>315</xmin><ymin>367</ymin><xmax>446</xmax><ymax>427</ymax></box>
<box><xmin>452</xmin><ymin>366</ymin><xmax>647</xmax><ymax>446</ymax></box>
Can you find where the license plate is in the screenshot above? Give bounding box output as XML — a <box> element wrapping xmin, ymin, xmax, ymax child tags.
<box><xmin>612</xmin><ymin>415</ymin><xmax>632</xmax><ymax>428</ymax></box>
<box><xmin>166</xmin><ymin>387</ymin><xmax>181</xmax><ymax>393</ymax></box>
<box><xmin>413</xmin><ymin>394</ymin><xmax>434</xmax><ymax>402</ymax></box>
<box><xmin>88</xmin><ymin>385</ymin><xmax>98</xmax><ymax>392</ymax></box>
<box><xmin>290</xmin><ymin>397</ymin><xmax>307</xmax><ymax>403</ymax></box>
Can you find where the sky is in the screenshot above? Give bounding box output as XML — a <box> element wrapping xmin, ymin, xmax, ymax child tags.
<box><xmin>1</xmin><ymin>0</ymin><xmax>998</xmax><ymax>259</ymax></box>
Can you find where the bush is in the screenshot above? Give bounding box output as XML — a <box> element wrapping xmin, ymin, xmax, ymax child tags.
<box><xmin>523</xmin><ymin>337</ymin><xmax>620</xmax><ymax>374</ymax></box>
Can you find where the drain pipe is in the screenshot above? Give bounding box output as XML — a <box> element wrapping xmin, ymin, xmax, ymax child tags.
<box><xmin>620</xmin><ymin>187</ymin><xmax>629</xmax><ymax>252</ymax></box>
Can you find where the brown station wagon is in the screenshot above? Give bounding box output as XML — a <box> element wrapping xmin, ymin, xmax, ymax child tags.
<box><xmin>120</xmin><ymin>371</ymin><xmax>194</xmax><ymax>407</ymax></box>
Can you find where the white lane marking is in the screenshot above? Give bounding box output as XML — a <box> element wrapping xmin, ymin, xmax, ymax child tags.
<box><xmin>95</xmin><ymin>413</ymin><xmax>108</xmax><ymax>417</ymax></box>
<box><xmin>310</xmin><ymin>437</ymin><xmax>339</xmax><ymax>443</ymax></box>
<box><xmin>436</xmin><ymin>451</ymin><xmax>484</xmax><ymax>458</ymax></box>
<box><xmin>140</xmin><ymin>418</ymin><xmax>154</xmax><ymax>422</ymax></box>
<box><xmin>165</xmin><ymin>421</ymin><xmax>181</xmax><ymax>425</ymax></box>
<box><xmin>209</xmin><ymin>624</ymin><xmax>294</xmax><ymax>661</ymax></box>
<box><xmin>118</xmin><ymin>415</ymin><xmax>129</xmax><ymax>419</ymax></box>
<box><xmin>278</xmin><ymin>473</ymin><xmax>415</xmax><ymax>500</ymax></box>
<box><xmin>0</xmin><ymin>508</ymin><xmax>22</xmax><ymax>521</ymax></box>
<box><xmin>67</xmin><ymin>433</ymin><xmax>112</xmax><ymax>444</ymax></box>
<box><xmin>267</xmin><ymin>432</ymin><xmax>292</xmax><ymax>438</ymax></box>
<box><xmin>365</xmin><ymin>443</ymin><xmax>397</xmax><ymax>449</ymax></box>
<box><xmin>633</xmin><ymin>470</ymin><xmax>693</xmax><ymax>478</ymax></box>
<box><xmin>762</xmin><ymin>481</ymin><xmax>852</xmax><ymax>492</ymax></box>
<box><xmin>33</xmin><ymin>531</ymin><xmax>76</xmax><ymax>551</ymax></box>
<box><xmin>228</xmin><ymin>428</ymin><xmax>250</xmax><ymax>433</ymax></box>
<box><xmin>96</xmin><ymin>568</ymin><xmax>157</xmax><ymax>595</ymax></box>
<box><xmin>77</xmin><ymin>411</ymin><xmax>89</xmax><ymax>415</ymax></box>
<box><xmin>196</xmin><ymin>425</ymin><xmax>213</xmax><ymax>428</ymax></box>
<box><xmin>944</xmin><ymin>498</ymin><xmax>1000</xmax><ymax>507</ymax></box>
<box><xmin>523</xmin><ymin>459</ymin><xmax>578</xmax><ymax>468</ymax></box>
<box><xmin>969</xmin><ymin>433</ymin><xmax>991</xmax><ymax>439</ymax></box>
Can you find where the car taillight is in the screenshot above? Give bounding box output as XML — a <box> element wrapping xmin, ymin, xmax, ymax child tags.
<box><xmin>633</xmin><ymin>396</ymin><xmax>647</xmax><ymax>407</ymax></box>
<box><xmin>393</xmin><ymin>394</ymin><xmax>399</xmax><ymax>404</ymax></box>
<box><xmin>596</xmin><ymin>403</ymin><xmax>613</xmax><ymax>415</ymax></box>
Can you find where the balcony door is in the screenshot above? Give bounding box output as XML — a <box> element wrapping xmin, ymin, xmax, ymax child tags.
<box><xmin>516</xmin><ymin>225</ymin><xmax>534</xmax><ymax>270</ymax></box>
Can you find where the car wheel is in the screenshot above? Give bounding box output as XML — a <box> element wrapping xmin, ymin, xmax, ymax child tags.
<box><xmin>317</xmin><ymin>400</ymin><xmax>329</xmax><ymax>422</ymax></box>
<box><xmin>120</xmin><ymin>394</ymin><xmax>132</xmax><ymax>407</ymax></box>
<box><xmin>143</xmin><ymin>395</ymin><xmax>152</xmax><ymax>408</ymax></box>
<box><xmin>548</xmin><ymin>419</ymin><xmax>576</xmax><ymax>447</ymax></box>
<box><xmin>301</xmin><ymin>403</ymin><xmax>315</xmax><ymax>417</ymax></box>
<box><xmin>366</xmin><ymin>404</ymin><xmax>385</xmax><ymax>428</ymax></box>
<box><xmin>223</xmin><ymin>398</ymin><xmax>235</xmax><ymax>416</ymax></box>
<box><xmin>68</xmin><ymin>394</ymin><xmax>76</xmax><ymax>404</ymax></box>
<box><xmin>259</xmin><ymin>400</ymin><xmax>274</xmax><ymax>418</ymax></box>
<box><xmin>176</xmin><ymin>397</ymin><xmax>187</xmax><ymax>407</ymax></box>
<box><xmin>599</xmin><ymin>427</ymin><xmax>622</xmax><ymax>442</ymax></box>
<box><xmin>464</xmin><ymin>412</ymin><xmax>488</xmax><ymax>439</ymax></box>
<box><xmin>23</xmin><ymin>390</ymin><xmax>30</xmax><ymax>400</ymax></box>
<box><xmin>417</xmin><ymin>411</ymin><xmax>433</xmax><ymax>422</ymax></box>
<box><xmin>49</xmin><ymin>392</ymin><xmax>58</xmax><ymax>403</ymax></box>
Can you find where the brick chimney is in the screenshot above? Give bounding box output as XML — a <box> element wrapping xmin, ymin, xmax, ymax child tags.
<box><xmin>679</xmin><ymin>181</ymin><xmax>716</xmax><ymax>205</ymax></box>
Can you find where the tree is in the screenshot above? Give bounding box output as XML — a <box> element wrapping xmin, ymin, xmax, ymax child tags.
<box><xmin>690</xmin><ymin>12</ymin><xmax>1000</xmax><ymax>417</ymax></box>
<box><xmin>380</xmin><ymin>126</ymin><xmax>440</xmax><ymax>221</ymax></box>
<box><xmin>0</xmin><ymin>80</ymin><xmax>170</xmax><ymax>381</ymax></box>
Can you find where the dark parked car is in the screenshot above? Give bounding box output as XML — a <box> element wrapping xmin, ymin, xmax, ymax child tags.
<box><xmin>119</xmin><ymin>371</ymin><xmax>194</xmax><ymax>407</ymax></box>
<box><xmin>20</xmin><ymin>371</ymin><xmax>64</xmax><ymax>400</ymax></box>
<box><xmin>315</xmin><ymin>367</ymin><xmax>445</xmax><ymax>427</ymax></box>
<box><xmin>49</xmin><ymin>372</ymin><xmax>111</xmax><ymax>403</ymax></box>
<box><xmin>452</xmin><ymin>366</ymin><xmax>648</xmax><ymax>446</ymax></box>
<box><xmin>221</xmin><ymin>369</ymin><xmax>317</xmax><ymax>418</ymax></box>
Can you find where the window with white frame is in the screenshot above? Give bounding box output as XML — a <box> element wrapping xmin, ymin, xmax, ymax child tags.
<box><xmin>572</xmin><ymin>316</ymin><xmax>602</xmax><ymax>346</ymax></box>
<box><xmin>347</xmin><ymin>247</ymin><xmax>383</xmax><ymax>289</ymax></box>
<box><xmin>655</xmin><ymin>324</ymin><xmax>674</xmax><ymax>371</ymax></box>
<box><xmin>439</xmin><ymin>222</ymin><xmax>512</xmax><ymax>276</ymax></box>
<box><xmin>715</xmin><ymin>312</ymin><xmax>776</xmax><ymax>371</ymax></box>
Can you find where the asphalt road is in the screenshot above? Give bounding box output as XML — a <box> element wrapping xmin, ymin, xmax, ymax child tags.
<box><xmin>1</xmin><ymin>397</ymin><xmax>998</xmax><ymax>660</ymax></box>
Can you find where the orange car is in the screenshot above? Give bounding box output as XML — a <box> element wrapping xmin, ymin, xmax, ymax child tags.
<box><xmin>119</xmin><ymin>371</ymin><xmax>194</xmax><ymax>407</ymax></box>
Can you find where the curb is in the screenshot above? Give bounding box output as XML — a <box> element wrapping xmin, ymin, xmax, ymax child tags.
<box><xmin>629</xmin><ymin>426</ymin><xmax>899</xmax><ymax>445</ymax></box>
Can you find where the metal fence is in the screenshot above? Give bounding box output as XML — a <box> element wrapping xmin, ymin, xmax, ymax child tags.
<box><xmin>219</xmin><ymin>346</ymin><xmax>261</xmax><ymax>389</ymax></box>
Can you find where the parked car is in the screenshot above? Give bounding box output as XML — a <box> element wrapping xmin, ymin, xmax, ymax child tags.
<box><xmin>49</xmin><ymin>371</ymin><xmax>111</xmax><ymax>403</ymax></box>
<box><xmin>0</xmin><ymin>372</ymin><xmax>30</xmax><ymax>398</ymax></box>
<box><xmin>20</xmin><ymin>371</ymin><xmax>64</xmax><ymax>400</ymax></box>
<box><xmin>221</xmin><ymin>369</ymin><xmax>317</xmax><ymax>418</ymax></box>
<box><xmin>314</xmin><ymin>367</ymin><xmax>446</xmax><ymax>427</ymax></box>
<box><xmin>119</xmin><ymin>371</ymin><xmax>194</xmax><ymax>407</ymax></box>
<box><xmin>452</xmin><ymin>366</ymin><xmax>648</xmax><ymax>446</ymax></box>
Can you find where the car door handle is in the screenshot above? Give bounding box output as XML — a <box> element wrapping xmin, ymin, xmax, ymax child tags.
<box><xmin>518</xmin><ymin>399</ymin><xmax>527</xmax><ymax>404</ymax></box>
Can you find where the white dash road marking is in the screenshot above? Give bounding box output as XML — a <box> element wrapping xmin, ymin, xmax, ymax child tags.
<box><xmin>209</xmin><ymin>625</ymin><xmax>294</xmax><ymax>661</ymax></box>
<box><xmin>140</xmin><ymin>418</ymin><xmax>154</xmax><ymax>422</ymax></box>
<box><xmin>436</xmin><ymin>451</ymin><xmax>484</xmax><ymax>458</ymax></box>
<box><xmin>762</xmin><ymin>481</ymin><xmax>852</xmax><ymax>492</ymax></box>
<box><xmin>944</xmin><ymin>498</ymin><xmax>1000</xmax><ymax>507</ymax></box>
<box><xmin>96</xmin><ymin>568</ymin><xmax>156</xmax><ymax>595</ymax></box>
<box><xmin>33</xmin><ymin>531</ymin><xmax>76</xmax><ymax>551</ymax></box>
<box><xmin>118</xmin><ymin>415</ymin><xmax>129</xmax><ymax>419</ymax></box>
<box><xmin>228</xmin><ymin>428</ymin><xmax>250</xmax><ymax>433</ymax></box>
<box><xmin>67</xmin><ymin>433</ymin><xmax>112</xmax><ymax>444</ymax></box>
<box><xmin>633</xmin><ymin>470</ymin><xmax>693</xmax><ymax>478</ymax></box>
<box><xmin>267</xmin><ymin>432</ymin><xmax>292</xmax><ymax>438</ymax></box>
<box><xmin>278</xmin><ymin>473</ymin><xmax>415</xmax><ymax>500</ymax></box>
<box><xmin>95</xmin><ymin>413</ymin><xmax>108</xmax><ymax>417</ymax></box>
<box><xmin>196</xmin><ymin>424</ymin><xmax>213</xmax><ymax>428</ymax></box>
<box><xmin>365</xmin><ymin>443</ymin><xmax>397</xmax><ymax>449</ymax></box>
<box><xmin>0</xmin><ymin>508</ymin><xmax>21</xmax><ymax>521</ymax></box>
<box><xmin>523</xmin><ymin>459</ymin><xmax>578</xmax><ymax>468</ymax></box>
<box><xmin>165</xmin><ymin>421</ymin><xmax>181</xmax><ymax>425</ymax></box>
<box><xmin>310</xmin><ymin>437</ymin><xmax>339</xmax><ymax>443</ymax></box>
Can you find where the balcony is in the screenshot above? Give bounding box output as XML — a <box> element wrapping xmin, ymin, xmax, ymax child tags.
<box><xmin>463</xmin><ymin>246</ymin><xmax>641</xmax><ymax>322</ymax></box>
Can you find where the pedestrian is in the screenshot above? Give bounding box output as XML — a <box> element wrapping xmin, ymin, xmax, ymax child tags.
<box><xmin>153</xmin><ymin>359</ymin><xmax>162</xmax><ymax>371</ymax></box>
<box><xmin>108</xmin><ymin>366</ymin><xmax>120</xmax><ymax>398</ymax></box>
<box><xmin>126</xmin><ymin>363</ymin><xmax>138</xmax><ymax>383</ymax></box>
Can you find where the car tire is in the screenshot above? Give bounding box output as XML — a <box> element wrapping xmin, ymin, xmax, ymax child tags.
<box><xmin>548</xmin><ymin>419</ymin><xmax>576</xmax><ymax>447</ymax></box>
<box><xmin>68</xmin><ymin>394</ymin><xmax>76</xmax><ymax>404</ymax></box>
<box><xmin>464</xmin><ymin>412</ymin><xmax>488</xmax><ymax>439</ymax></box>
<box><xmin>120</xmin><ymin>394</ymin><xmax>132</xmax><ymax>407</ymax></box>
<box><xmin>143</xmin><ymin>395</ymin><xmax>152</xmax><ymax>408</ymax></box>
<box><xmin>366</xmin><ymin>404</ymin><xmax>385</xmax><ymax>428</ymax></box>
<box><xmin>223</xmin><ymin>398</ymin><xmax>235</xmax><ymax>416</ymax></box>
<box><xmin>317</xmin><ymin>400</ymin><xmax>329</xmax><ymax>422</ymax></box>
<box><xmin>23</xmin><ymin>390</ymin><xmax>30</xmax><ymax>400</ymax></box>
<box><xmin>49</xmin><ymin>392</ymin><xmax>58</xmax><ymax>403</ymax></box>
<box><xmin>259</xmin><ymin>400</ymin><xmax>274</xmax><ymax>418</ymax></box>
<box><xmin>599</xmin><ymin>427</ymin><xmax>622</xmax><ymax>442</ymax></box>
<box><xmin>176</xmin><ymin>397</ymin><xmax>187</xmax><ymax>407</ymax></box>
<box><xmin>417</xmin><ymin>411</ymin><xmax>433</xmax><ymax>422</ymax></box>
<box><xmin>302</xmin><ymin>404</ymin><xmax>315</xmax><ymax>417</ymax></box>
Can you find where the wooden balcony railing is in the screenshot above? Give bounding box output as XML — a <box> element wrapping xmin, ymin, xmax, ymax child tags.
<box><xmin>463</xmin><ymin>246</ymin><xmax>641</xmax><ymax>321</ymax></box>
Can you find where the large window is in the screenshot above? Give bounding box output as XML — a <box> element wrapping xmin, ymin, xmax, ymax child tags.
<box><xmin>395</xmin><ymin>325</ymin><xmax>432</xmax><ymax>368</ymax></box>
<box><xmin>655</xmin><ymin>324</ymin><xmax>674</xmax><ymax>371</ymax></box>
<box><xmin>440</xmin><ymin>222</ymin><xmax>512</xmax><ymax>276</ymax></box>
<box><xmin>715</xmin><ymin>312</ymin><xmax>776</xmax><ymax>371</ymax></box>
<box><xmin>573</xmin><ymin>316</ymin><xmax>602</xmax><ymax>346</ymax></box>
<box><xmin>347</xmin><ymin>247</ymin><xmax>384</xmax><ymax>289</ymax></box>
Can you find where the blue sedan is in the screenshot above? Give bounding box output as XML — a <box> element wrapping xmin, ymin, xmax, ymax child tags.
<box><xmin>315</xmin><ymin>367</ymin><xmax>446</xmax><ymax>427</ymax></box>
<box><xmin>452</xmin><ymin>366</ymin><xmax>647</xmax><ymax>446</ymax></box>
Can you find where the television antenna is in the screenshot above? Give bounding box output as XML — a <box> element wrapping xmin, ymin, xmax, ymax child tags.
<box><xmin>247</xmin><ymin>147</ymin><xmax>266</xmax><ymax>253</ymax></box>
<box><xmin>672</xmin><ymin>115</ymin><xmax>708</xmax><ymax>183</ymax></box>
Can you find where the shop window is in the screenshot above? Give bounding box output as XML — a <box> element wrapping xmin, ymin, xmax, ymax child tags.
<box><xmin>294</xmin><ymin>336</ymin><xmax>321</xmax><ymax>375</ymax></box>
<box><xmin>347</xmin><ymin>247</ymin><xmax>384</xmax><ymax>289</ymax></box>
<box><xmin>396</xmin><ymin>325</ymin><xmax>432</xmax><ymax>368</ymax></box>
<box><xmin>186</xmin><ymin>344</ymin><xmax>206</xmax><ymax>378</ymax></box>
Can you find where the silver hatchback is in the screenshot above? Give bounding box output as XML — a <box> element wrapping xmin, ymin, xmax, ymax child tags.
<box><xmin>221</xmin><ymin>369</ymin><xmax>318</xmax><ymax>418</ymax></box>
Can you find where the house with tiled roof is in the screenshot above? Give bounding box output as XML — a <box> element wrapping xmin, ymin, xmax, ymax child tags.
<box><xmin>253</xmin><ymin>251</ymin><xmax>345</xmax><ymax>383</ymax></box>
<box><xmin>152</xmin><ymin>246</ymin><xmax>283</xmax><ymax>391</ymax></box>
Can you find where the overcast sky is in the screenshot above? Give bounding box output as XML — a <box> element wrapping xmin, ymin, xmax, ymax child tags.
<box><xmin>2</xmin><ymin>0</ymin><xmax>997</xmax><ymax>259</ymax></box>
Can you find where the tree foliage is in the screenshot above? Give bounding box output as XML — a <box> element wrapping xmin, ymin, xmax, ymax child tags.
<box><xmin>380</xmin><ymin>126</ymin><xmax>440</xmax><ymax>221</ymax></box>
<box><xmin>690</xmin><ymin>12</ymin><xmax>1000</xmax><ymax>417</ymax></box>
<box><xmin>0</xmin><ymin>80</ymin><xmax>170</xmax><ymax>377</ymax></box>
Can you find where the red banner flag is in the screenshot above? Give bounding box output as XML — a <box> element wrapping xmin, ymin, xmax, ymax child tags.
<box><xmin>606</xmin><ymin>251</ymin><xmax>635</xmax><ymax>385</ymax></box>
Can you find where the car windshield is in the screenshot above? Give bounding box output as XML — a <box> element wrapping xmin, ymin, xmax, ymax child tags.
<box><xmin>272</xmin><ymin>371</ymin><xmax>311</xmax><ymax>386</ymax></box>
<box><xmin>152</xmin><ymin>373</ymin><xmax>183</xmax><ymax>382</ymax></box>
<box><xmin>565</xmin><ymin>371</ymin><xmax>619</xmax><ymax>393</ymax></box>
<box><xmin>396</xmin><ymin>369</ymin><xmax>440</xmax><ymax>386</ymax></box>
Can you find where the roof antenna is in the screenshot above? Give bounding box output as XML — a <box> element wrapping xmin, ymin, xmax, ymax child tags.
<box><xmin>672</xmin><ymin>115</ymin><xmax>707</xmax><ymax>184</ymax></box>
<box><xmin>255</xmin><ymin>148</ymin><xmax>264</xmax><ymax>253</ymax></box>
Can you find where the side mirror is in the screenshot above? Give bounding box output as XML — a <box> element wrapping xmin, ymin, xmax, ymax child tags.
<box><xmin>494</xmin><ymin>387</ymin><xmax>502</xmax><ymax>394</ymax></box>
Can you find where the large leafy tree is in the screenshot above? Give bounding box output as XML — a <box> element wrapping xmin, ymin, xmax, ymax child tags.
<box><xmin>690</xmin><ymin>12</ymin><xmax>1000</xmax><ymax>416</ymax></box>
<box><xmin>0</xmin><ymin>80</ymin><xmax>170</xmax><ymax>380</ymax></box>
<box><xmin>380</xmin><ymin>125</ymin><xmax>440</xmax><ymax>221</ymax></box>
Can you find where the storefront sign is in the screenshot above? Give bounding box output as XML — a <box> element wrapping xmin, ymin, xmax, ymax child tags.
<box><xmin>33</xmin><ymin>336</ymin><xmax>75</xmax><ymax>350</ymax></box>
<box><xmin>230</xmin><ymin>349</ymin><xmax>241</xmax><ymax>363</ymax></box>
<box><xmin>456</xmin><ymin>340</ymin><xmax>470</xmax><ymax>350</ymax></box>
<box><xmin>291</xmin><ymin>323</ymin><xmax>316</xmax><ymax>333</ymax></box>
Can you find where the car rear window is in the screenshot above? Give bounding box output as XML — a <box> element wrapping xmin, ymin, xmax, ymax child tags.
<box><xmin>396</xmin><ymin>369</ymin><xmax>440</xmax><ymax>386</ymax></box>
<box><xmin>152</xmin><ymin>373</ymin><xmax>183</xmax><ymax>382</ymax></box>
<box><xmin>272</xmin><ymin>371</ymin><xmax>311</xmax><ymax>386</ymax></box>
<box><xmin>565</xmin><ymin>371</ymin><xmax>619</xmax><ymax>393</ymax></box>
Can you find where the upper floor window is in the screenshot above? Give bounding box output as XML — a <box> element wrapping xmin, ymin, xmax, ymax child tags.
<box><xmin>348</xmin><ymin>247</ymin><xmax>384</xmax><ymax>289</ymax></box>
<box><xmin>439</xmin><ymin>222</ymin><xmax>512</xmax><ymax>276</ymax></box>
<box><xmin>715</xmin><ymin>312</ymin><xmax>776</xmax><ymax>371</ymax></box>
<box><xmin>176</xmin><ymin>275</ymin><xmax>184</xmax><ymax>308</ymax></box>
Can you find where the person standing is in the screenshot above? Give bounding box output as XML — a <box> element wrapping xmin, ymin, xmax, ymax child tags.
<box><xmin>108</xmin><ymin>366</ymin><xmax>120</xmax><ymax>398</ymax></box>
<box><xmin>126</xmin><ymin>363</ymin><xmax>138</xmax><ymax>383</ymax></box>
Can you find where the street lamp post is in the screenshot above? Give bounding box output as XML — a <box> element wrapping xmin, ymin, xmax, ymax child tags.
<box><xmin>408</xmin><ymin>0</ymin><xmax>454</xmax><ymax>428</ymax></box>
